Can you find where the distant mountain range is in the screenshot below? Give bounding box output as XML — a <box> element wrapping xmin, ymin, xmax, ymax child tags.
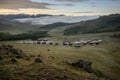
<box><xmin>0</xmin><ymin>14</ymin><xmax>52</xmax><ymax>20</ymax></box>
<box><xmin>0</xmin><ymin>16</ymin><xmax>41</xmax><ymax>34</ymax></box>
<box><xmin>0</xmin><ymin>14</ymin><xmax>119</xmax><ymax>35</ymax></box>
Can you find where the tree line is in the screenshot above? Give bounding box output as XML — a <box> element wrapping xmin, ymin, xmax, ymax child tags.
<box><xmin>0</xmin><ymin>31</ymin><xmax>48</xmax><ymax>41</ymax></box>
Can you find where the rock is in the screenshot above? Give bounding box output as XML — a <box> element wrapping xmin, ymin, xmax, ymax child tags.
<box><xmin>6</xmin><ymin>52</ymin><xmax>11</xmax><ymax>55</ymax></box>
<box><xmin>11</xmin><ymin>48</ymin><xmax>26</xmax><ymax>58</ymax></box>
<box><xmin>47</xmin><ymin>49</ymin><xmax>50</xmax><ymax>51</ymax></box>
<box><xmin>5</xmin><ymin>44</ymin><xmax>13</xmax><ymax>47</ymax></box>
<box><xmin>11</xmin><ymin>58</ymin><xmax>17</xmax><ymax>62</ymax></box>
<box><xmin>68</xmin><ymin>59</ymin><xmax>92</xmax><ymax>73</ymax></box>
<box><xmin>1</xmin><ymin>45</ymin><xmax>13</xmax><ymax>50</ymax></box>
<box><xmin>30</xmin><ymin>55</ymin><xmax>35</xmax><ymax>58</ymax></box>
<box><xmin>0</xmin><ymin>45</ymin><xmax>26</xmax><ymax>58</ymax></box>
<box><xmin>16</xmin><ymin>55</ymin><xmax>23</xmax><ymax>58</ymax></box>
<box><xmin>49</xmin><ymin>56</ymin><xmax>55</xmax><ymax>59</ymax></box>
<box><xmin>65</xmin><ymin>61</ymin><xmax>72</xmax><ymax>65</ymax></box>
<box><xmin>0</xmin><ymin>56</ymin><xmax>3</xmax><ymax>60</ymax></box>
<box><xmin>25</xmin><ymin>57</ymin><xmax>31</xmax><ymax>60</ymax></box>
<box><xmin>72</xmin><ymin>59</ymin><xmax>84</xmax><ymax>68</ymax></box>
<box><xmin>35</xmin><ymin>57</ymin><xmax>42</xmax><ymax>63</ymax></box>
<box><xmin>37</xmin><ymin>55</ymin><xmax>41</xmax><ymax>57</ymax></box>
<box><xmin>83</xmin><ymin>61</ymin><xmax>92</xmax><ymax>73</ymax></box>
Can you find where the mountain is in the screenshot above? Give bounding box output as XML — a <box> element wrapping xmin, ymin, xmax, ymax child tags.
<box><xmin>0</xmin><ymin>17</ymin><xmax>41</xmax><ymax>34</ymax></box>
<box><xmin>0</xmin><ymin>14</ymin><xmax>52</xmax><ymax>20</ymax></box>
<box><xmin>64</xmin><ymin>14</ymin><xmax>120</xmax><ymax>35</ymax></box>
<box><xmin>0</xmin><ymin>14</ymin><xmax>119</xmax><ymax>35</ymax></box>
<box><xmin>13</xmin><ymin>15</ymin><xmax>99</xmax><ymax>25</ymax></box>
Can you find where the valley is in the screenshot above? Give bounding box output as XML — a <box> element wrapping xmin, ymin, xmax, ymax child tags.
<box><xmin>0</xmin><ymin>14</ymin><xmax>120</xmax><ymax>80</ymax></box>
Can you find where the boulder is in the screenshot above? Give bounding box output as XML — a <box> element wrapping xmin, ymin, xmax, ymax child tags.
<box><xmin>0</xmin><ymin>56</ymin><xmax>3</xmax><ymax>60</ymax></box>
<box><xmin>72</xmin><ymin>59</ymin><xmax>84</xmax><ymax>68</ymax></box>
<box><xmin>16</xmin><ymin>55</ymin><xmax>23</xmax><ymax>58</ymax></box>
<box><xmin>11</xmin><ymin>58</ymin><xmax>17</xmax><ymax>62</ymax></box>
<box><xmin>30</xmin><ymin>55</ymin><xmax>35</xmax><ymax>58</ymax></box>
<box><xmin>11</xmin><ymin>48</ymin><xmax>26</xmax><ymax>58</ymax></box>
<box><xmin>25</xmin><ymin>57</ymin><xmax>31</xmax><ymax>60</ymax></box>
<box><xmin>68</xmin><ymin>59</ymin><xmax>92</xmax><ymax>73</ymax></box>
<box><xmin>0</xmin><ymin>45</ymin><xmax>26</xmax><ymax>58</ymax></box>
<box><xmin>37</xmin><ymin>55</ymin><xmax>41</xmax><ymax>57</ymax></box>
<box><xmin>47</xmin><ymin>49</ymin><xmax>50</xmax><ymax>51</ymax></box>
<box><xmin>83</xmin><ymin>61</ymin><xmax>92</xmax><ymax>73</ymax></box>
<box><xmin>35</xmin><ymin>57</ymin><xmax>42</xmax><ymax>63</ymax></box>
<box><xmin>1</xmin><ymin>45</ymin><xmax>13</xmax><ymax>50</ymax></box>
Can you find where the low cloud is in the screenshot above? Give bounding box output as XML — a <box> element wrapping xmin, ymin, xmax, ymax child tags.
<box><xmin>74</xmin><ymin>11</ymin><xmax>94</xmax><ymax>13</ymax></box>
<box><xmin>63</xmin><ymin>4</ymin><xmax>74</xmax><ymax>6</ymax></box>
<box><xmin>0</xmin><ymin>0</ymin><xmax>52</xmax><ymax>9</ymax></box>
<box><xmin>55</xmin><ymin>3</ymin><xmax>74</xmax><ymax>6</ymax></box>
<box><xmin>112</xmin><ymin>0</ymin><xmax>120</xmax><ymax>1</ymax></box>
<box><xmin>90</xmin><ymin>2</ymin><xmax>96</xmax><ymax>7</ymax></box>
<box><xmin>55</xmin><ymin>0</ymin><xmax>89</xmax><ymax>2</ymax></box>
<box><xmin>91</xmin><ymin>5</ymin><xmax>96</xmax><ymax>7</ymax></box>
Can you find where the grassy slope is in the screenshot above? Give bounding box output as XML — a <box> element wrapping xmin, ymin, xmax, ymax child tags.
<box><xmin>0</xmin><ymin>32</ymin><xmax>120</xmax><ymax>80</ymax></box>
<box><xmin>63</xmin><ymin>14</ymin><xmax>120</xmax><ymax>35</ymax></box>
<box><xmin>0</xmin><ymin>19</ymin><xmax>41</xmax><ymax>34</ymax></box>
<box><xmin>0</xmin><ymin>14</ymin><xmax>120</xmax><ymax>80</ymax></box>
<box><xmin>40</xmin><ymin>22</ymin><xmax>73</xmax><ymax>30</ymax></box>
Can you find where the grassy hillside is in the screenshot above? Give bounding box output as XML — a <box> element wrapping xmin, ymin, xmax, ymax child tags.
<box><xmin>0</xmin><ymin>18</ymin><xmax>41</xmax><ymax>34</ymax></box>
<box><xmin>64</xmin><ymin>14</ymin><xmax>120</xmax><ymax>35</ymax></box>
<box><xmin>0</xmin><ymin>32</ymin><xmax>120</xmax><ymax>80</ymax></box>
<box><xmin>1</xmin><ymin>14</ymin><xmax>119</xmax><ymax>35</ymax></box>
<box><xmin>40</xmin><ymin>22</ymin><xmax>73</xmax><ymax>30</ymax></box>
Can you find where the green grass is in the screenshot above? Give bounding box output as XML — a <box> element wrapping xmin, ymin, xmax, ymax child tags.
<box><xmin>0</xmin><ymin>32</ymin><xmax>120</xmax><ymax>80</ymax></box>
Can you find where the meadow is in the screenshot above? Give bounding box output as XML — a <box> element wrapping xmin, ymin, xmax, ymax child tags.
<box><xmin>0</xmin><ymin>32</ymin><xmax>120</xmax><ymax>80</ymax></box>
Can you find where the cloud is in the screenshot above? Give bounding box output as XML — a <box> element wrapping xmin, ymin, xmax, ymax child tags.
<box><xmin>112</xmin><ymin>0</ymin><xmax>120</xmax><ymax>1</ymax></box>
<box><xmin>54</xmin><ymin>3</ymin><xmax>74</xmax><ymax>6</ymax></box>
<box><xmin>91</xmin><ymin>2</ymin><xmax>96</xmax><ymax>7</ymax></box>
<box><xmin>0</xmin><ymin>8</ymin><xmax>60</xmax><ymax>15</ymax></box>
<box><xmin>74</xmin><ymin>11</ymin><xmax>94</xmax><ymax>13</ymax></box>
<box><xmin>55</xmin><ymin>0</ymin><xmax>89</xmax><ymax>2</ymax></box>
<box><xmin>0</xmin><ymin>0</ymin><xmax>52</xmax><ymax>9</ymax></box>
<box><xmin>91</xmin><ymin>5</ymin><xmax>96</xmax><ymax>7</ymax></box>
<box><xmin>63</xmin><ymin>4</ymin><xmax>74</xmax><ymax>6</ymax></box>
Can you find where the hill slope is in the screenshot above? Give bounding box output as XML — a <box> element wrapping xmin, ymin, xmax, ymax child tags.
<box><xmin>64</xmin><ymin>14</ymin><xmax>120</xmax><ymax>35</ymax></box>
<box><xmin>0</xmin><ymin>18</ymin><xmax>41</xmax><ymax>34</ymax></box>
<box><xmin>40</xmin><ymin>22</ymin><xmax>74</xmax><ymax>30</ymax></box>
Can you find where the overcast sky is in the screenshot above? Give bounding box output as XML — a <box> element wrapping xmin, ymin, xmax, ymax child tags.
<box><xmin>0</xmin><ymin>0</ymin><xmax>120</xmax><ymax>16</ymax></box>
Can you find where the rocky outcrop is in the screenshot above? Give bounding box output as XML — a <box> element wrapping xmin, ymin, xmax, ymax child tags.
<box><xmin>35</xmin><ymin>57</ymin><xmax>43</xmax><ymax>63</ymax></box>
<box><xmin>0</xmin><ymin>44</ymin><xmax>26</xmax><ymax>58</ymax></box>
<box><xmin>67</xmin><ymin>59</ymin><xmax>93</xmax><ymax>73</ymax></box>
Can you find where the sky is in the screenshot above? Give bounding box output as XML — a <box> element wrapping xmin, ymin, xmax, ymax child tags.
<box><xmin>0</xmin><ymin>0</ymin><xmax>120</xmax><ymax>16</ymax></box>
